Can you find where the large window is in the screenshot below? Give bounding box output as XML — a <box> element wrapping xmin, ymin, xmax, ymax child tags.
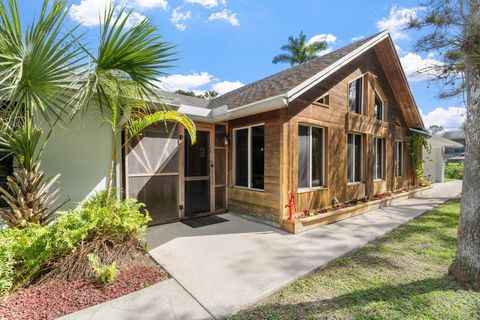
<box><xmin>374</xmin><ymin>137</ymin><xmax>385</xmax><ymax>180</ymax></box>
<box><xmin>348</xmin><ymin>76</ymin><xmax>363</xmax><ymax>114</ymax></box>
<box><xmin>234</xmin><ymin>124</ymin><xmax>265</xmax><ymax>190</ymax></box>
<box><xmin>347</xmin><ymin>133</ymin><xmax>363</xmax><ymax>183</ymax></box>
<box><xmin>374</xmin><ymin>91</ymin><xmax>384</xmax><ymax>120</ymax></box>
<box><xmin>298</xmin><ymin>125</ymin><xmax>325</xmax><ymax>189</ymax></box>
<box><xmin>395</xmin><ymin>140</ymin><xmax>404</xmax><ymax>177</ymax></box>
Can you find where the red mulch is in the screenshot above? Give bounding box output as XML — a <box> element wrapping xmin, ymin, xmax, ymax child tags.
<box><xmin>0</xmin><ymin>265</ymin><xmax>169</xmax><ymax>320</ymax></box>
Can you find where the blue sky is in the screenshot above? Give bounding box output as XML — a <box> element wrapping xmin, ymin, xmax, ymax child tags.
<box><xmin>22</xmin><ymin>0</ymin><xmax>466</xmax><ymax>130</ymax></box>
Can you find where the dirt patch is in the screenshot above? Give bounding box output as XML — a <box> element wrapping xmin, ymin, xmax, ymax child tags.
<box><xmin>0</xmin><ymin>260</ymin><xmax>169</xmax><ymax>320</ymax></box>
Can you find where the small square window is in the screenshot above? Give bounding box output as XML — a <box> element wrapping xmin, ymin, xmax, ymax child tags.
<box><xmin>374</xmin><ymin>91</ymin><xmax>384</xmax><ymax>121</ymax></box>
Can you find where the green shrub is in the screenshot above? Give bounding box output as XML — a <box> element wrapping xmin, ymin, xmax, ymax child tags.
<box><xmin>0</xmin><ymin>190</ymin><xmax>151</xmax><ymax>295</ymax></box>
<box><xmin>87</xmin><ymin>253</ymin><xmax>119</xmax><ymax>284</ymax></box>
<box><xmin>445</xmin><ymin>163</ymin><xmax>464</xmax><ymax>180</ymax></box>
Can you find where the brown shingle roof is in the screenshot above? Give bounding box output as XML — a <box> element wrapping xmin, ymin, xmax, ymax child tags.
<box><xmin>208</xmin><ymin>32</ymin><xmax>383</xmax><ymax>110</ymax></box>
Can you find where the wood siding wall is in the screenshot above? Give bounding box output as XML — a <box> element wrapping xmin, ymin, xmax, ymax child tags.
<box><xmin>224</xmin><ymin>48</ymin><xmax>416</xmax><ymax>223</ymax></box>
<box><xmin>283</xmin><ymin>48</ymin><xmax>414</xmax><ymax>219</ymax></box>
<box><xmin>227</xmin><ymin>110</ymin><xmax>283</xmax><ymax>224</ymax></box>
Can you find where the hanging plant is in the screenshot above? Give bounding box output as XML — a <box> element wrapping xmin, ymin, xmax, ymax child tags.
<box><xmin>407</xmin><ymin>133</ymin><xmax>431</xmax><ymax>186</ymax></box>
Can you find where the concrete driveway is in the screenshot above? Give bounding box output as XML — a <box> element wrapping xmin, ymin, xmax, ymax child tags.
<box><xmin>146</xmin><ymin>181</ymin><xmax>462</xmax><ymax>319</ymax></box>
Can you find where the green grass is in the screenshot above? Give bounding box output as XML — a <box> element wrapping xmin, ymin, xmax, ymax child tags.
<box><xmin>230</xmin><ymin>199</ymin><xmax>480</xmax><ymax>320</ymax></box>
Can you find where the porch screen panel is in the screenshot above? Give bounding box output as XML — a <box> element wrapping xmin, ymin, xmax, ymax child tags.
<box><xmin>126</xmin><ymin>123</ymin><xmax>179</xmax><ymax>223</ymax></box>
<box><xmin>215</xmin><ymin>125</ymin><xmax>227</xmax><ymax>211</ymax></box>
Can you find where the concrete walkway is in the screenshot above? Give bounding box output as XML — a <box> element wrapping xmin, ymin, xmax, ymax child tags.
<box><xmin>59</xmin><ymin>181</ymin><xmax>461</xmax><ymax>320</ymax></box>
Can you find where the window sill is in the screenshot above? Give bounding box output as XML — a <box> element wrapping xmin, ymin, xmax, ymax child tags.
<box><xmin>232</xmin><ymin>185</ymin><xmax>265</xmax><ymax>193</ymax></box>
<box><xmin>347</xmin><ymin>182</ymin><xmax>364</xmax><ymax>186</ymax></box>
<box><xmin>298</xmin><ymin>186</ymin><xmax>328</xmax><ymax>193</ymax></box>
<box><xmin>312</xmin><ymin>102</ymin><xmax>330</xmax><ymax>108</ymax></box>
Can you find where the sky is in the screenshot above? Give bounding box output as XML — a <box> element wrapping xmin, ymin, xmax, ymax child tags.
<box><xmin>21</xmin><ymin>0</ymin><xmax>467</xmax><ymax>131</ymax></box>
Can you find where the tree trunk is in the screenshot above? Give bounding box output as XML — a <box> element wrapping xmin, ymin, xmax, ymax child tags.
<box><xmin>448</xmin><ymin>60</ymin><xmax>480</xmax><ymax>290</ymax></box>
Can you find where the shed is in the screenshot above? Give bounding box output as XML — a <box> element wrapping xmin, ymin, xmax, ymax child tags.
<box><xmin>423</xmin><ymin>136</ymin><xmax>463</xmax><ymax>183</ymax></box>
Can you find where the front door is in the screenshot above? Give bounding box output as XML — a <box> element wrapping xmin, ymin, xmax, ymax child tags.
<box><xmin>184</xmin><ymin>129</ymin><xmax>213</xmax><ymax>217</ymax></box>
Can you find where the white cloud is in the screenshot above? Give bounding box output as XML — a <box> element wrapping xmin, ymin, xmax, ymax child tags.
<box><xmin>308</xmin><ymin>33</ymin><xmax>337</xmax><ymax>45</ymax></box>
<box><xmin>400</xmin><ymin>52</ymin><xmax>443</xmax><ymax>81</ymax></box>
<box><xmin>208</xmin><ymin>9</ymin><xmax>239</xmax><ymax>26</ymax></box>
<box><xmin>212</xmin><ymin>80</ymin><xmax>243</xmax><ymax>95</ymax></box>
<box><xmin>185</xmin><ymin>0</ymin><xmax>227</xmax><ymax>8</ymax></box>
<box><xmin>376</xmin><ymin>6</ymin><xmax>420</xmax><ymax>41</ymax></box>
<box><xmin>70</xmin><ymin>0</ymin><xmax>168</xmax><ymax>27</ymax></box>
<box><xmin>420</xmin><ymin>107</ymin><xmax>466</xmax><ymax>130</ymax></box>
<box><xmin>157</xmin><ymin>72</ymin><xmax>214</xmax><ymax>91</ymax></box>
<box><xmin>136</xmin><ymin>0</ymin><xmax>168</xmax><ymax>10</ymax></box>
<box><xmin>351</xmin><ymin>35</ymin><xmax>364</xmax><ymax>42</ymax></box>
<box><xmin>170</xmin><ymin>7</ymin><xmax>191</xmax><ymax>31</ymax></box>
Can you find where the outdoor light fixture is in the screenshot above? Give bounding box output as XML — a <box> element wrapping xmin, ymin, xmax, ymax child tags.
<box><xmin>223</xmin><ymin>135</ymin><xmax>230</xmax><ymax>146</ymax></box>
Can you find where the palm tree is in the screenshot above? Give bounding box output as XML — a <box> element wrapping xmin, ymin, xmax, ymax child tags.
<box><xmin>76</xmin><ymin>5</ymin><xmax>196</xmax><ymax>201</ymax></box>
<box><xmin>0</xmin><ymin>0</ymin><xmax>196</xmax><ymax>224</ymax></box>
<box><xmin>272</xmin><ymin>31</ymin><xmax>327</xmax><ymax>66</ymax></box>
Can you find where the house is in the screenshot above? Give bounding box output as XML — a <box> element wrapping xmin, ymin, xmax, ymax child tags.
<box><xmin>40</xmin><ymin>31</ymin><xmax>426</xmax><ymax>231</ymax></box>
<box><xmin>442</xmin><ymin>130</ymin><xmax>465</xmax><ymax>162</ymax></box>
<box><xmin>423</xmin><ymin>136</ymin><xmax>463</xmax><ymax>183</ymax></box>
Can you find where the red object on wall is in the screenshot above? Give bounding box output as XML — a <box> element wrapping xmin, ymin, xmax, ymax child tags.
<box><xmin>285</xmin><ymin>192</ymin><xmax>296</xmax><ymax>220</ymax></box>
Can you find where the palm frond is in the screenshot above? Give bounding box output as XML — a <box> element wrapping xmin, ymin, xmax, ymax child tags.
<box><xmin>127</xmin><ymin>110</ymin><xmax>196</xmax><ymax>144</ymax></box>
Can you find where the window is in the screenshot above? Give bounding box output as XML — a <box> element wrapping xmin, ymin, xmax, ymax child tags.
<box><xmin>374</xmin><ymin>91</ymin><xmax>384</xmax><ymax>120</ymax></box>
<box><xmin>0</xmin><ymin>154</ymin><xmax>13</xmax><ymax>208</ymax></box>
<box><xmin>348</xmin><ymin>76</ymin><xmax>363</xmax><ymax>114</ymax></box>
<box><xmin>347</xmin><ymin>133</ymin><xmax>363</xmax><ymax>183</ymax></box>
<box><xmin>374</xmin><ymin>137</ymin><xmax>385</xmax><ymax>180</ymax></box>
<box><xmin>298</xmin><ymin>125</ymin><xmax>325</xmax><ymax>189</ymax></box>
<box><xmin>234</xmin><ymin>124</ymin><xmax>265</xmax><ymax>190</ymax></box>
<box><xmin>314</xmin><ymin>93</ymin><xmax>329</xmax><ymax>106</ymax></box>
<box><xmin>395</xmin><ymin>140</ymin><xmax>404</xmax><ymax>177</ymax></box>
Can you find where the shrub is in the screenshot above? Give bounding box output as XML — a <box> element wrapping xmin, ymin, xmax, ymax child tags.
<box><xmin>0</xmin><ymin>190</ymin><xmax>151</xmax><ymax>295</ymax></box>
<box><xmin>445</xmin><ymin>162</ymin><xmax>464</xmax><ymax>180</ymax></box>
<box><xmin>87</xmin><ymin>253</ymin><xmax>118</xmax><ymax>284</ymax></box>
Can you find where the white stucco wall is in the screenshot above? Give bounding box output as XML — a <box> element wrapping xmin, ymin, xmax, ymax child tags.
<box><xmin>38</xmin><ymin>110</ymin><xmax>122</xmax><ymax>210</ymax></box>
<box><xmin>423</xmin><ymin>146</ymin><xmax>444</xmax><ymax>183</ymax></box>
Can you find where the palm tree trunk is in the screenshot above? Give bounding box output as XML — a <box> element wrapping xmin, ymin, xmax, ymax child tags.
<box><xmin>448</xmin><ymin>59</ymin><xmax>480</xmax><ymax>290</ymax></box>
<box><xmin>105</xmin><ymin>130</ymin><xmax>117</xmax><ymax>203</ymax></box>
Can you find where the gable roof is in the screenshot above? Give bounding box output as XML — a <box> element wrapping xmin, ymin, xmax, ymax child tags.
<box><xmin>158</xmin><ymin>31</ymin><xmax>424</xmax><ymax>130</ymax></box>
<box><xmin>208</xmin><ymin>32</ymin><xmax>382</xmax><ymax>110</ymax></box>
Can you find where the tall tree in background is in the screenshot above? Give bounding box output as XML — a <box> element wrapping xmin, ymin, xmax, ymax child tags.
<box><xmin>409</xmin><ymin>0</ymin><xmax>480</xmax><ymax>289</ymax></box>
<box><xmin>429</xmin><ymin>124</ymin><xmax>444</xmax><ymax>135</ymax></box>
<box><xmin>272</xmin><ymin>31</ymin><xmax>327</xmax><ymax>66</ymax></box>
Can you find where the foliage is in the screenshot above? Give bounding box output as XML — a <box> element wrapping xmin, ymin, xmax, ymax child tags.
<box><xmin>445</xmin><ymin>162</ymin><xmax>464</xmax><ymax>180</ymax></box>
<box><xmin>0</xmin><ymin>190</ymin><xmax>150</xmax><ymax>295</ymax></box>
<box><xmin>76</xmin><ymin>5</ymin><xmax>196</xmax><ymax>201</ymax></box>
<box><xmin>87</xmin><ymin>253</ymin><xmax>118</xmax><ymax>284</ymax></box>
<box><xmin>0</xmin><ymin>164</ymin><xmax>65</xmax><ymax>228</ymax></box>
<box><xmin>407</xmin><ymin>133</ymin><xmax>431</xmax><ymax>185</ymax></box>
<box><xmin>428</xmin><ymin>124</ymin><xmax>444</xmax><ymax>135</ymax></box>
<box><xmin>272</xmin><ymin>31</ymin><xmax>327</xmax><ymax>66</ymax></box>
<box><xmin>0</xmin><ymin>240</ymin><xmax>14</xmax><ymax>296</ymax></box>
<box><xmin>175</xmin><ymin>89</ymin><xmax>219</xmax><ymax>99</ymax></box>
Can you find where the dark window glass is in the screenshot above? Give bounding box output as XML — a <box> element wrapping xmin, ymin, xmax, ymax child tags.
<box><xmin>311</xmin><ymin>127</ymin><xmax>324</xmax><ymax>187</ymax></box>
<box><xmin>354</xmin><ymin>134</ymin><xmax>362</xmax><ymax>182</ymax></box>
<box><xmin>251</xmin><ymin>125</ymin><xmax>264</xmax><ymax>190</ymax></box>
<box><xmin>347</xmin><ymin>133</ymin><xmax>363</xmax><ymax>183</ymax></box>
<box><xmin>235</xmin><ymin>128</ymin><xmax>248</xmax><ymax>187</ymax></box>
<box><xmin>374</xmin><ymin>92</ymin><xmax>383</xmax><ymax>120</ymax></box>
<box><xmin>396</xmin><ymin>141</ymin><xmax>404</xmax><ymax>177</ymax></box>
<box><xmin>347</xmin><ymin>134</ymin><xmax>354</xmax><ymax>183</ymax></box>
<box><xmin>298</xmin><ymin>126</ymin><xmax>310</xmax><ymax>188</ymax></box>
<box><xmin>0</xmin><ymin>155</ymin><xmax>13</xmax><ymax>207</ymax></box>
<box><xmin>348</xmin><ymin>77</ymin><xmax>363</xmax><ymax>113</ymax></box>
<box><xmin>375</xmin><ymin>138</ymin><xmax>384</xmax><ymax>179</ymax></box>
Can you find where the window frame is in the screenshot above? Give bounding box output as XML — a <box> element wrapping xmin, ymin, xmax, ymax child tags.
<box><xmin>347</xmin><ymin>75</ymin><xmax>364</xmax><ymax>115</ymax></box>
<box><xmin>232</xmin><ymin>123</ymin><xmax>265</xmax><ymax>191</ymax></box>
<box><xmin>313</xmin><ymin>93</ymin><xmax>330</xmax><ymax>107</ymax></box>
<box><xmin>373</xmin><ymin>89</ymin><xmax>384</xmax><ymax>121</ymax></box>
<box><xmin>374</xmin><ymin>137</ymin><xmax>385</xmax><ymax>180</ymax></box>
<box><xmin>395</xmin><ymin>140</ymin><xmax>405</xmax><ymax>177</ymax></box>
<box><xmin>347</xmin><ymin>133</ymin><xmax>364</xmax><ymax>184</ymax></box>
<box><xmin>297</xmin><ymin>124</ymin><xmax>326</xmax><ymax>192</ymax></box>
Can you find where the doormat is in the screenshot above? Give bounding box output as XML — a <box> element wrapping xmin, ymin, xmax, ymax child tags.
<box><xmin>181</xmin><ymin>215</ymin><xmax>229</xmax><ymax>228</ymax></box>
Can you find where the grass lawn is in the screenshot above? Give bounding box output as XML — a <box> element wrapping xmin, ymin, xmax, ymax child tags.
<box><xmin>231</xmin><ymin>198</ymin><xmax>480</xmax><ymax>320</ymax></box>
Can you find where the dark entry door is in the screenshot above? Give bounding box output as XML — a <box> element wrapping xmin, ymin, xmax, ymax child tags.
<box><xmin>184</xmin><ymin>129</ymin><xmax>212</xmax><ymax>216</ymax></box>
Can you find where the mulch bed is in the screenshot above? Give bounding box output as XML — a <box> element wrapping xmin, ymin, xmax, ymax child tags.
<box><xmin>0</xmin><ymin>263</ymin><xmax>169</xmax><ymax>320</ymax></box>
